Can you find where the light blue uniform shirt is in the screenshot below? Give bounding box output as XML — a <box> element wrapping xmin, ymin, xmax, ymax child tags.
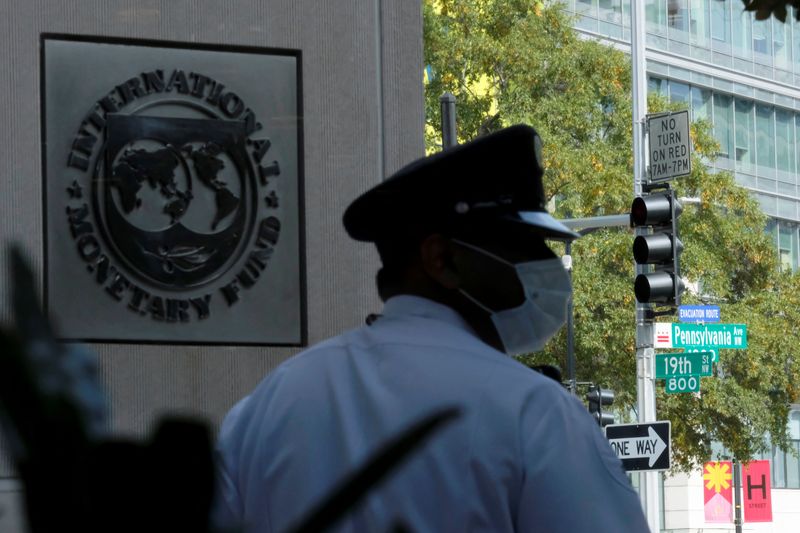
<box><xmin>214</xmin><ymin>295</ymin><xmax>649</xmax><ymax>532</ymax></box>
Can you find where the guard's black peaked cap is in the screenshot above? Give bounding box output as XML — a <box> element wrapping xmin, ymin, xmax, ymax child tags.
<box><xmin>343</xmin><ymin>124</ymin><xmax>580</xmax><ymax>242</ymax></box>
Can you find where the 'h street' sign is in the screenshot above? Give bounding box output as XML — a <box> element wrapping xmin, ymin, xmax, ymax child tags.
<box><xmin>605</xmin><ymin>422</ymin><xmax>671</xmax><ymax>472</ymax></box>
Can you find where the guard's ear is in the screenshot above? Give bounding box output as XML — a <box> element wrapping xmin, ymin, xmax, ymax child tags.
<box><xmin>419</xmin><ymin>234</ymin><xmax>460</xmax><ymax>289</ymax></box>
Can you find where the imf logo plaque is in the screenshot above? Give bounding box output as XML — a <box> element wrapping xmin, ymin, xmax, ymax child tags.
<box><xmin>44</xmin><ymin>36</ymin><xmax>303</xmax><ymax>344</ymax></box>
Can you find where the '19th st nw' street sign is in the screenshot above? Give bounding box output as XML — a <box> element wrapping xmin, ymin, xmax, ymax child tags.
<box><xmin>605</xmin><ymin>421</ymin><xmax>671</xmax><ymax>472</ymax></box>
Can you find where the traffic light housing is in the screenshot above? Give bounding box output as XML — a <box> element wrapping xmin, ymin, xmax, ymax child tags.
<box><xmin>630</xmin><ymin>189</ymin><xmax>684</xmax><ymax>306</ymax></box>
<box><xmin>586</xmin><ymin>386</ymin><xmax>615</xmax><ymax>427</ymax></box>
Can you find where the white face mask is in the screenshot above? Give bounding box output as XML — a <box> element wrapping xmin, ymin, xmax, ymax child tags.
<box><xmin>453</xmin><ymin>239</ymin><xmax>572</xmax><ymax>355</ymax></box>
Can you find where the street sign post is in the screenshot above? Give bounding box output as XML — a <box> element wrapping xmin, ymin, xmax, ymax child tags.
<box><xmin>606</xmin><ymin>421</ymin><xmax>671</xmax><ymax>471</ymax></box>
<box><xmin>647</xmin><ymin>110</ymin><xmax>691</xmax><ymax>183</ymax></box>
<box><xmin>678</xmin><ymin>304</ymin><xmax>720</xmax><ymax>323</ymax></box>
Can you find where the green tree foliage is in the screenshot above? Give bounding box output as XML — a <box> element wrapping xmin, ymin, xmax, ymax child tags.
<box><xmin>424</xmin><ymin>0</ymin><xmax>800</xmax><ymax>470</ymax></box>
<box><xmin>733</xmin><ymin>0</ymin><xmax>800</xmax><ymax>22</ymax></box>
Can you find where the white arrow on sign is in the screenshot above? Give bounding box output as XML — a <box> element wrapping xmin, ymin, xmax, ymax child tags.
<box><xmin>608</xmin><ymin>426</ymin><xmax>667</xmax><ymax>467</ymax></box>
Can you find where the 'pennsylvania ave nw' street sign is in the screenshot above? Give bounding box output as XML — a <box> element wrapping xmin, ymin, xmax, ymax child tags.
<box><xmin>653</xmin><ymin>323</ymin><xmax>747</xmax><ymax>350</ymax></box>
<box><xmin>605</xmin><ymin>422</ymin><xmax>671</xmax><ymax>472</ymax></box>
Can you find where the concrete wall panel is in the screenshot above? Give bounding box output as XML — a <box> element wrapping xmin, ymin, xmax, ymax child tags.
<box><xmin>0</xmin><ymin>0</ymin><xmax>424</xmax><ymax>495</ymax></box>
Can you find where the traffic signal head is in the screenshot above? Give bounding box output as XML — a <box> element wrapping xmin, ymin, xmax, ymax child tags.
<box><xmin>630</xmin><ymin>190</ymin><xmax>684</xmax><ymax>306</ymax></box>
<box><xmin>586</xmin><ymin>385</ymin><xmax>615</xmax><ymax>427</ymax></box>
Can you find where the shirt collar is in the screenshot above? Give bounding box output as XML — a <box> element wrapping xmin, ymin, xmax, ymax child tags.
<box><xmin>381</xmin><ymin>295</ymin><xmax>477</xmax><ymax>336</ymax></box>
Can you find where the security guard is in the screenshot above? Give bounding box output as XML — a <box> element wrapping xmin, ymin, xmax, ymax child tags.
<box><xmin>213</xmin><ymin>125</ymin><xmax>649</xmax><ymax>532</ymax></box>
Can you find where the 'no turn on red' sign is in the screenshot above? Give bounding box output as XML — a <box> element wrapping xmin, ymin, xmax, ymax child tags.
<box><xmin>647</xmin><ymin>110</ymin><xmax>691</xmax><ymax>183</ymax></box>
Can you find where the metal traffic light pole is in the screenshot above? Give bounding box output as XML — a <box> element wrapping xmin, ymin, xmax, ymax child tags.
<box><xmin>561</xmin><ymin>215</ymin><xmax>631</xmax><ymax>396</ymax></box>
<box><xmin>631</xmin><ymin>2</ymin><xmax>660</xmax><ymax>530</ymax></box>
<box><xmin>440</xmin><ymin>93</ymin><xmax>458</xmax><ymax>148</ymax></box>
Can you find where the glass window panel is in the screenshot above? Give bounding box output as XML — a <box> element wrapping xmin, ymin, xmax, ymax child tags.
<box><xmin>795</xmin><ymin>226</ymin><xmax>800</xmax><ymax>271</ymax></box>
<box><xmin>778</xmin><ymin>198</ymin><xmax>796</xmax><ymax>220</ymax></box>
<box><xmin>669</xmin><ymin>65</ymin><xmax>692</xmax><ymax>82</ymax></box>
<box><xmin>795</xmin><ymin>115</ymin><xmax>800</xmax><ymax>176</ymax></box>
<box><xmin>732</xmin><ymin>8</ymin><xmax>753</xmax><ymax>59</ymax></box>
<box><xmin>599</xmin><ymin>0</ymin><xmax>622</xmax><ymax>22</ymax></box>
<box><xmin>775</xmin><ymin>16</ymin><xmax>791</xmax><ymax>70</ymax></box>
<box><xmin>789</xmin><ymin>442</ymin><xmax>800</xmax><ymax>489</ymax></box>
<box><xmin>576</xmin><ymin>0</ymin><xmax>598</xmax><ymax>30</ymax></box>
<box><xmin>648</xmin><ymin>76</ymin><xmax>666</xmax><ymax>95</ymax></box>
<box><xmin>714</xmin><ymin>93</ymin><xmax>733</xmax><ymax>158</ymax></box>
<box><xmin>790</xmin><ymin>410</ymin><xmax>800</xmax><ymax>440</ymax></box>
<box><xmin>756</xmin><ymin>104</ymin><xmax>775</xmax><ymax>170</ymax></box>
<box><xmin>766</xmin><ymin>218</ymin><xmax>779</xmax><ymax>251</ymax></box>
<box><xmin>711</xmin><ymin>0</ymin><xmax>729</xmax><ymax>41</ymax></box>
<box><xmin>690</xmin><ymin>0</ymin><xmax>710</xmax><ymax>47</ymax></box>
<box><xmin>599</xmin><ymin>0</ymin><xmax>623</xmax><ymax>37</ymax></box>
<box><xmin>758</xmin><ymin>176</ymin><xmax>776</xmax><ymax>191</ymax></box>
<box><xmin>577</xmin><ymin>0</ymin><xmax>598</xmax><ymax>15</ymax></box>
<box><xmin>773</xmin><ymin>445</ymin><xmax>787</xmax><ymax>488</ymax></box>
<box><xmin>691</xmin><ymin>71</ymin><xmax>713</xmax><ymax>86</ymax></box>
<box><xmin>792</xmin><ymin>12</ymin><xmax>800</xmax><ymax>72</ymax></box>
<box><xmin>646</xmin><ymin>0</ymin><xmax>667</xmax><ymax>34</ymax></box>
<box><xmin>735</xmin><ymin>98</ymin><xmax>755</xmax><ymax>169</ymax></box>
<box><xmin>668</xmin><ymin>0</ymin><xmax>688</xmax><ymax>33</ymax></box>
<box><xmin>622</xmin><ymin>0</ymin><xmax>632</xmax><ymax>28</ymax></box>
<box><xmin>650</xmin><ymin>61</ymin><xmax>669</xmax><ymax>75</ymax></box>
<box><xmin>670</xmin><ymin>81</ymin><xmax>690</xmax><ymax>104</ymax></box>
<box><xmin>776</xmin><ymin>109</ymin><xmax>794</xmax><ymax>173</ymax></box>
<box><xmin>757</xmin><ymin>193</ymin><xmax>777</xmax><ymax>216</ymax></box>
<box><xmin>752</xmin><ymin>17</ymin><xmax>772</xmax><ymax>63</ymax></box>
<box><xmin>780</xmin><ymin>224</ymin><xmax>793</xmax><ymax>250</ymax></box>
<box><xmin>713</xmin><ymin>78</ymin><xmax>734</xmax><ymax>92</ymax></box>
<box><xmin>691</xmin><ymin>86</ymin><xmax>711</xmax><ymax>121</ymax></box>
<box><xmin>755</xmin><ymin>88</ymin><xmax>773</xmax><ymax>102</ymax></box>
<box><xmin>777</xmin><ymin>181</ymin><xmax>795</xmax><ymax>196</ymax></box>
<box><xmin>739</xmin><ymin>172</ymin><xmax>757</xmax><ymax>188</ymax></box>
<box><xmin>779</xmin><ymin>248</ymin><xmax>792</xmax><ymax>272</ymax></box>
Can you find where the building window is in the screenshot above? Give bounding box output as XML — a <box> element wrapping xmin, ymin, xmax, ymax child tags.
<box><xmin>667</xmin><ymin>0</ymin><xmax>689</xmax><ymax>33</ymax></box>
<box><xmin>710</xmin><ymin>0</ymin><xmax>730</xmax><ymax>47</ymax></box>
<box><xmin>779</xmin><ymin>222</ymin><xmax>797</xmax><ymax>271</ymax></box>
<box><xmin>762</xmin><ymin>409</ymin><xmax>800</xmax><ymax>488</ymax></box>
<box><xmin>691</xmin><ymin>86</ymin><xmax>712</xmax><ymax>122</ymax></box>
<box><xmin>669</xmin><ymin>80</ymin><xmax>690</xmax><ymax>104</ymax></box>
<box><xmin>649</xmin><ymin>76</ymin><xmax>666</xmax><ymax>96</ymax></box>
<box><xmin>732</xmin><ymin>7</ymin><xmax>753</xmax><ymax>59</ymax></box>
<box><xmin>776</xmin><ymin>110</ymin><xmax>795</xmax><ymax>175</ymax></box>
<box><xmin>713</xmin><ymin>92</ymin><xmax>734</xmax><ymax>159</ymax></box>
<box><xmin>793</xmin><ymin>10</ymin><xmax>800</xmax><ymax>71</ymax></box>
<box><xmin>646</xmin><ymin>0</ymin><xmax>667</xmax><ymax>34</ymax></box>
<box><xmin>752</xmin><ymin>18</ymin><xmax>772</xmax><ymax>62</ymax></box>
<box><xmin>774</xmin><ymin>16</ymin><xmax>791</xmax><ymax>70</ymax></box>
<box><xmin>756</xmin><ymin>104</ymin><xmax>775</xmax><ymax>171</ymax></box>
<box><xmin>735</xmin><ymin>98</ymin><xmax>755</xmax><ymax>169</ymax></box>
<box><xmin>689</xmin><ymin>0</ymin><xmax>710</xmax><ymax>47</ymax></box>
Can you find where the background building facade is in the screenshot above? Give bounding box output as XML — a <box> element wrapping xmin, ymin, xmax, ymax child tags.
<box><xmin>567</xmin><ymin>1</ymin><xmax>800</xmax><ymax>531</ymax></box>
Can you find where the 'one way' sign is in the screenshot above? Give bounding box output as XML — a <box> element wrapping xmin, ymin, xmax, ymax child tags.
<box><xmin>605</xmin><ymin>421</ymin><xmax>671</xmax><ymax>472</ymax></box>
